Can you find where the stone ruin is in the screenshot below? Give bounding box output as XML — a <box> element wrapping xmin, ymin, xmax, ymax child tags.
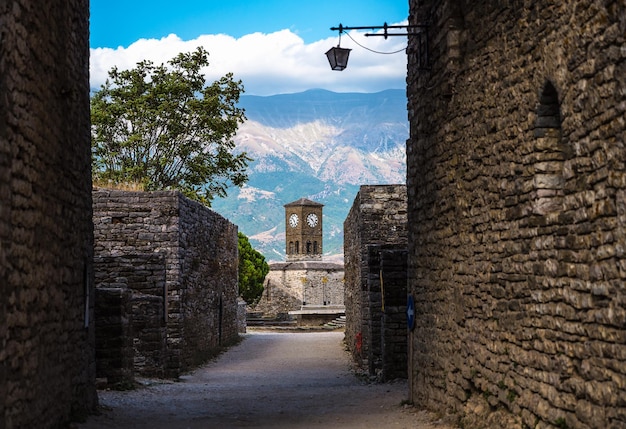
<box><xmin>93</xmin><ymin>189</ymin><xmax>240</xmax><ymax>381</ymax></box>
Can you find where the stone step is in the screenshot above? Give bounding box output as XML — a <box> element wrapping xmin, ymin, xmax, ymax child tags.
<box><xmin>323</xmin><ymin>315</ymin><xmax>346</xmax><ymax>329</ymax></box>
<box><xmin>246</xmin><ymin>319</ymin><xmax>297</xmax><ymax>327</ymax></box>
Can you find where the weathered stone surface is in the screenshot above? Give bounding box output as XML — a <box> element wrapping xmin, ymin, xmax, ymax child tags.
<box><xmin>95</xmin><ymin>288</ymin><xmax>134</xmax><ymax>384</ymax></box>
<box><xmin>93</xmin><ymin>190</ymin><xmax>239</xmax><ymax>378</ymax></box>
<box><xmin>407</xmin><ymin>1</ymin><xmax>626</xmax><ymax>428</ymax></box>
<box><xmin>237</xmin><ymin>297</ymin><xmax>247</xmax><ymax>333</ymax></box>
<box><xmin>343</xmin><ymin>185</ymin><xmax>408</xmax><ymax>374</ymax></box>
<box><xmin>0</xmin><ymin>0</ymin><xmax>96</xmax><ymax>427</ymax></box>
<box><xmin>254</xmin><ymin>261</ymin><xmax>344</xmax><ymax>317</ymax></box>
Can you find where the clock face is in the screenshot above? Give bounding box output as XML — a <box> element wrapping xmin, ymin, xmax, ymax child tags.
<box><xmin>289</xmin><ymin>213</ymin><xmax>299</xmax><ymax>228</ymax></box>
<box><xmin>306</xmin><ymin>213</ymin><xmax>318</xmax><ymax>227</ymax></box>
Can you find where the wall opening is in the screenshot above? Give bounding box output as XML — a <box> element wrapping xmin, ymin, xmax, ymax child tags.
<box><xmin>532</xmin><ymin>80</ymin><xmax>565</xmax><ymax>215</ymax></box>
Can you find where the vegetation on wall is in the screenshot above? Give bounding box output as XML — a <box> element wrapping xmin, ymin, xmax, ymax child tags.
<box><xmin>238</xmin><ymin>232</ymin><xmax>269</xmax><ymax>304</ymax></box>
<box><xmin>90</xmin><ymin>47</ymin><xmax>250</xmax><ymax>205</ymax></box>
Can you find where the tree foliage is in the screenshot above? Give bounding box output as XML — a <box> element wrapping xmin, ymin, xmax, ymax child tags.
<box><xmin>91</xmin><ymin>47</ymin><xmax>250</xmax><ymax>205</ymax></box>
<box><xmin>238</xmin><ymin>232</ymin><xmax>269</xmax><ymax>305</ymax></box>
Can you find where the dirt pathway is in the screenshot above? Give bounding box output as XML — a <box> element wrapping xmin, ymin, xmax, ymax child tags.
<box><xmin>77</xmin><ymin>331</ymin><xmax>455</xmax><ymax>429</ymax></box>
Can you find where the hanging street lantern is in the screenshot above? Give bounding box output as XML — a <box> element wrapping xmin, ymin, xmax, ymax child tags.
<box><xmin>326</xmin><ymin>22</ymin><xmax>430</xmax><ymax>71</ymax></box>
<box><xmin>325</xmin><ymin>46</ymin><xmax>351</xmax><ymax>71</ymax></box>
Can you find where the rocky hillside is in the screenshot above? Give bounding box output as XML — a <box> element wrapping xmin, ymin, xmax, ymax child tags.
<box><xmin>210</xmin><ymin>89</ymin><xmax>408</xmax><ymax>262</ymax></box>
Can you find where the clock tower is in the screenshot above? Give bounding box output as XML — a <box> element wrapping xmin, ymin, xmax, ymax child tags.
<box><xmin>284</xmin><ymin>198</ymin><xmax>323</xmax><ymax>261</ymax></box>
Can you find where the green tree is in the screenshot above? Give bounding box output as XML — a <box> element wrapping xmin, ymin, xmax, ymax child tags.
<box><xmin>91</xmin><ymin>47</ymin><xmax>250</xmax><ymax>205</ymax></box>
<box><xmin>238</xmin><ymin>232</ymin><xmax>269</xmax><ymax>305</ymax></box>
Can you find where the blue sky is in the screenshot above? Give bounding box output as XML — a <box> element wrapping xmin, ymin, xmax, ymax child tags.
<box><xmin>90</xmin><ymin>1</ymin><xmax>410</xmax><ymax>95</ymax></box>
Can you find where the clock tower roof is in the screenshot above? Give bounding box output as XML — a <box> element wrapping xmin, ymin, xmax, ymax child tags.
<box><xmin>284</xmin><ymin>198</ymin><xmax>324</xmax><ymax>208</ymax></box>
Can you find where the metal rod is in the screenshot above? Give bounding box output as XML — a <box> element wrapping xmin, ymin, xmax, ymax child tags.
<box><xmin>330</xmin><ymin>22</ymin><xmax>429</xmax><ymax>39</ymax></box>
<box><xmin>364</xmin><ymin>33</ymin><xmax>421</xmax><ymax>37</ymax></box>
<box><xmin>330</xmin><ymin>23</ymin><xmax>428</xmax><ymax>32</ymax></box>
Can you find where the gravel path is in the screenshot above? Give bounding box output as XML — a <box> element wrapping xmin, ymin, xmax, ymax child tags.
<box><xmin>77</xmin><ymin>330</ymin><xmax>454</xmax><ymax>429</ymax></box>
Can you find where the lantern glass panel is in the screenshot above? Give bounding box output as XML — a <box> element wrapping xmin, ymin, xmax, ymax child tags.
<box><xmin>325</xmin><ymin>46</ymin><xmax>351</xmax><ymax>71</ymax></box>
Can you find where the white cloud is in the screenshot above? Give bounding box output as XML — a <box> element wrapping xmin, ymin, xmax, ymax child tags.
<box><xmin>90</xmin><ymin>24</ymin><xmax>408</xmax><ymax>96</ymax></box>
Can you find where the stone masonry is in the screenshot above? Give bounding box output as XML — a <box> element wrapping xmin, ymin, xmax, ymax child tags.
<box><xmin>94</xmin><ymin>253</ymin><xmax>166</xmax><ymax>380</ymax></box>
<box><xmin>343</xmin><ymin>185</ymin><xmax>408</xmax><ymax>373</ymax></box>
<box><xmin>368</xmin><ymin>245</ymin><xmax>408</xmax><ymax>381</ymax></box>
<box><xmin>254</xmin><ymin>197</ymin><xmax>344</xmax><ymax>324</ymax></box>
<box><xmin>94</xmin><ymin>287</ymin><xmax>134</xmax><ymax>384</ymax></box>
<box><xmin>93</xmin><ymin>190</ymin><xmax>239</xmax><ymax>379</ymax></box>
<box><xmin>0</xmin><ymin>0</ymin><xmax>97</xmax><ymax>427</ymax></box>
<box><xmin>255</xmin><ymin>261</ymin><xmax>344</xmax><ymax>318</ymax></box>
<box><xmin>406</xmin><ymin>1</ymin><xmax>626</xmax><ymax>428</ymax></box>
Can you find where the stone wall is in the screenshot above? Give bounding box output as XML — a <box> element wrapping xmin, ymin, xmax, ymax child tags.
<box><xmin>95</xmin><ymin>288</ymin><xmax>134</xmax><ymax>384</ymax></box>
<box><xmin>254</xmin><ymin>261</ymin><xmax>344</xmax><ymax>317</ymax></box>
<box><xmin>369</xmin><ymin>246</ymin><xmax>408</xmax><ymax>381</ymax></box>
<box><xmin>94</xmin><ymin>253</ymin><xmax>167</xmax><ymax>379</ymax></box>
<box><xmin>93</xmin><ymin>190</ymin><xmax>239</xmax><ymax>378</ymax></box>
<box><xmin>343</xmin><ymin>185</ymin><xmax>408</xmax><ymax>368</ymax></box>
<box><xmin>178</xmin><ymin>195</ymin><xmax>239</xmax><ymax>367</ymax></box>
<box><xmin>0</xmin><ymin>0</ymin><xmax>97</xmax><ymax>427</ymax></box>
<box><xmin>237</xmin><ymin>297</ymin><xmax>247</xmax><ymax>333</ymax></box>
<box><xmin>406</xmin><ymin>1</ymin><xmax>626</xmax><ymax>428</ymax></box>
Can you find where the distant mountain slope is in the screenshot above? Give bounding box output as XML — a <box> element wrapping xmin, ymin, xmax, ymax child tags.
<box><xmin>240</xmin><ymin>89</ymin><xmax>407</xmax><ymax>129</ymax></box>
<box><xmin>210</xmin><ymin>89</ymin><xmax>408</xmax><ymax>262</ymax></box>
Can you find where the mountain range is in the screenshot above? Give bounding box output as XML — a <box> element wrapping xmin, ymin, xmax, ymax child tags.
<box><xmin>210</xmin><ymin>89</ymin><xmax>408</xmax><ymax>262</ymax></box>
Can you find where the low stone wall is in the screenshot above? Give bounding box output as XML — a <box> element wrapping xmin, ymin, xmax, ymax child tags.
<box><xmin>254</xmin><ymin>261</ymin><xmax>344</xmax><ymax>318</ymax></box>
<box><xmin>237</xmin><ymin>298</ymin><xmax>247</xmax><ymax>333</ymax></box>
<box><xmin>93</xmin><ymin>190</ymin><xmax>239</xmax><ymax>378</ymax></box>
<box><xmin>343</xmin><ymin>185</ymin><xmax>408</xmax><ymax>368</ymax></box>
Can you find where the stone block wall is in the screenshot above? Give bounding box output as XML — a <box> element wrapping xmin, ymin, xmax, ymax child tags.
<box><xmin>93</xmin><ymin>190</ymin><xmax>239</xmax><ymax>378</ymax></box>
<box><xmin>237</xmin><ymin>297</ymin><xmax>247</xmax><ymax>333</ymax></box>
<box><xmin>406</xmin><ymin>1</ymin><xmax>626</xmax><ymax>428</ymax></box>
<box><xmin>95</xmin><ymin>288</ymin><xmax>134</xmax><ymax>384</ymax></box>
<box><xmin>362</xmin><ymin>245</ymin><xmax>408</xmax><ymax>380</ymax></box>
<box><xmin>0</xmin><ymin>0</ymin><xmax>97</xmax><ymax>427</ymax></box>
<box><xmin>378</xmin><ymin>248</ymin><xmax>408</xmax><ymax>381</ymax></box>
<box><xmin>255</xmin><ymin>261</ymin><xmax>344</xmax><ymax>317</ymax></box>
<box><xmin>94</xmin><ymin>253</ymin><xmax>167</xmax><ymax>378</ymax></box>
<box><xmin>177</xmin><ymin>195</ymin><xmax>239</xmax><ymax>367</ymax></box>
<box><xmin>343</xmin><ymin>185</ymin><xmax>408</xmax><ymax>368</ymax></box>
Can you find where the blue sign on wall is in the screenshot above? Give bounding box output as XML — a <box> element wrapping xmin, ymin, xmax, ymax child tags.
<box><xmin>407</xmin><ymin>294</ymin><xmax>415</xmax><ymax>330</ymax></box>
